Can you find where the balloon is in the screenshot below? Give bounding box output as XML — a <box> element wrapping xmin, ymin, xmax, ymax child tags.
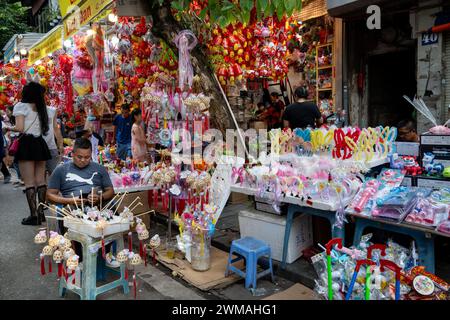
<box><xmin>29</xmin><ymin>68</ymin><xmax>35</xmax><ymax>74</ymax></box>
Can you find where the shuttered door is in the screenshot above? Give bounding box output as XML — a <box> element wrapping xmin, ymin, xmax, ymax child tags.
<box><xmin>444</xmin><ymin>32</ymin><xmax>450</xmax><ymax>120</ymax></box>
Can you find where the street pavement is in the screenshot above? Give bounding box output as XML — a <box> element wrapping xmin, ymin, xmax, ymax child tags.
<box><xmin>0</xmin><ymin>173</ymin><xmax>294</xmax><ymax>300</ymax></box>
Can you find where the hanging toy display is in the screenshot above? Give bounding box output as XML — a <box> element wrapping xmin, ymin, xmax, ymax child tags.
<box><xmin>173</xmin><ymin>30</ymin><xmax>198</xmax><ymax>91</ymax></box>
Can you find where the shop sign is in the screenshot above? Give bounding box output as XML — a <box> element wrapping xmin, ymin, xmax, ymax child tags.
<box><xmin>421</xmin><ymin>32</ymin><xmax>438</xmax><ymax>46</ymax></box>
<box><xmin>58</xmin><ymin>0</ymin><xmax>83</xmax><ymax>18</ymax></box>
<box><xmin>28</xmin><ymin>26</ymin><xmax>63</xmax><ymax>66</ymax></box>
<box><xmin>64</xmin><ymin>0</ymin><xmax>112</xmax><ymax>38</ymax></box>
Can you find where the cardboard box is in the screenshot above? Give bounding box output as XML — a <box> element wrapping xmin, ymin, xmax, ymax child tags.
<box><xmin>228</xmin><ymin>192</ymin><xmax>249</xmax><ymax>204</ymax></box>
<box><xmin>420</xmin><ymin>133</ymin><xmax>450</xmax><ymax>146</ymax></box>
<box><xmin>117</xmin><ymin>191</ymin><xmax>150</xmax><ymax>230</ymax></box>
<box><xmin>416</xmin><ymin>176</ymin><xmax>450</xmax><ymax>189</ymax></box>
<box><xmin>394</xmin><ymin>142</ymin><xmax>420</xmax><ymax>156</ymax></box>
<box><xmin>239</xmin><ymin>209</ymin><xmax>313</xmax><ymax>263</ymax></box>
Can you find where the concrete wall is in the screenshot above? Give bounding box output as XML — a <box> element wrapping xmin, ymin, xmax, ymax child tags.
<box><xmin>411</xmin><ymin>1</ymin><xmax>446</xmax><ymax>133</ymax></box>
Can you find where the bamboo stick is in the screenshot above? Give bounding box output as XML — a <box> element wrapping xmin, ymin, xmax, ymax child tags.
<box><xmin>129</xmin><ymin>202</ymin><xmax>143</xmax><ymax>212</ymax></box>
<box><xmin>127</xmin><ymin>196</ymin><xmax>141</xmax><ymax>210</ymax></box>
<box><xmin>80</xmin><ymin>190</ymin><xmax>84</xmax><ymax>213</ymax></box>
<box><xmin>103</xmin><ymin>193</ymin><xmax>121</xmax><ymax>210</ymax></box>
<box><xmin>71</xmin><ymin>193</ymin><xmax>79</xmax><ymax>211</ymax></box>
<box><xmin>113</xmin><ymin>192</ymin><xmax>128</xmax><ymax>215</ymax></box>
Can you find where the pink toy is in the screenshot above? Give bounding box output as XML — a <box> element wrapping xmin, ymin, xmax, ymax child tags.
<box><xmin>351</xmin><ymin>180</ymin><xmax>380</xmax><ymax>213</ymax></box>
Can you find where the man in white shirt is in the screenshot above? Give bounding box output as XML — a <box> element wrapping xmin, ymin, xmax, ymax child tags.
<box><xmin>44</xmin><ymin>107</ymin><xmax>64</xmax><ymax>175</ymax></box>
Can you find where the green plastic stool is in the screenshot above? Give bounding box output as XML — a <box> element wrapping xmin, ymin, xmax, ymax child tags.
<box><xmin>59</xmin><ymin>230</ymin><xmax>130</xmax><ymax>300</ymax></box>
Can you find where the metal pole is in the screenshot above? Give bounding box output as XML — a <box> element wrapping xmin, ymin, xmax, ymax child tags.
<box><xmin>167</xmin><ymin>194</ymin><xmax>172</xmax><ymax>242</ymax></box>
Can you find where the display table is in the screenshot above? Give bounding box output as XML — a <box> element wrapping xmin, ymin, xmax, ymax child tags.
<box><xmin>230</xmin><ymin>185</ymin><xmax>345</xmax><ymax>269</ymax></box>
<box><xmin>349</xmin><ymin>213</ymin><xmax>450</xmax><ymax>274</ymax></box>
<box><xmin>59</xmin><ymin>229</ymin><xmax>129</xmax><ymax>300</ymax></box>
<box><xmin>114</xmin><ymin>185</ymin><xmax>156</xmax><ymax>194</ymax></box>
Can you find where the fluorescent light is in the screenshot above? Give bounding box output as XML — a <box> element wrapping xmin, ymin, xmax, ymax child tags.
<box><xmin>14</xmin><ymin>54</ymin><xmax>20</xmax><ymax>62</ymax></box>
<box><xmin>111</xmin><ymin>35</ymin><xmax>119</xmax><ymax>46</ymax></box>
<box><xmin>20</xmin><ymin>49</ymin><xmax>27</xmax><ymax>56</ymax></box>
<box><xmin>64</xmin><ymin>39</ymin><xmax>72</xmax><ymax>48</ymax></box>
<box><xmin>108</xmin><ymin>13</ymin><xmax>118</xmax><ymax>23</ymax></box>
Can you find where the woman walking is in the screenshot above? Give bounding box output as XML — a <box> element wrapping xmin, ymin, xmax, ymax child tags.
<box><xmin>5</xmin><ymin>82</ymin><xmax>51</xmax><ymax>225</ymax></box>
<box><xmin>131</xmin><ymin>108</ymin><xmax>149</xmax><ymax>162</ymax></box>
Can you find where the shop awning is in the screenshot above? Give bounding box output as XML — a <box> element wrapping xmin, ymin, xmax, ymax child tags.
<box><xmin>58</xmin><ymin>0</ymin><xmax>83</xmax><ymax>18</ymax></box>
<box><xmin>63</xmin><ymin>0</ymin><xmax>113</xmax><ymax>38</ymax></box>
<box><xmin>28</xmin><ymin>26</ymin><xmax>63</xmax><ymax>66</ymax></box>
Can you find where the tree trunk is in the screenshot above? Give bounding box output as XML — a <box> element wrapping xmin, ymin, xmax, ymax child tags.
<box><xmin>150</xmin><ymin>5</ymin><xmax>233</xmax><ymax>134</ymax></box>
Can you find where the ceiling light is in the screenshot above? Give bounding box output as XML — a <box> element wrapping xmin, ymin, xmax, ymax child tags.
<box><xmin>14</xmin><ymin>54</ymin><xmax>20</xmax><ymax>62</ymax></box>
<box><xmin>108</xmin><ymin>13</ymin><xmax>118</xmax><ymax>23</ymax></box>
<box><xmin>20</xmin><ymin>49</ymin><xmax>27</xmax><ymax>56</ymax></box>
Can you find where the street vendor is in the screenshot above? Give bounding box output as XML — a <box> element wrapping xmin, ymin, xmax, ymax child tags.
<box><xmin>46</xmin><ymin>137</ymin><xmax>119</xmax><ymax>267</ymax></box>
<box><xmin>47</xmin><ymin>138</ymin><xmax>114</xmax><ymax>206</ymax></box>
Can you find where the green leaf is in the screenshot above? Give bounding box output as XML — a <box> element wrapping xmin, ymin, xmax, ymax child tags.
<box><xmin>199</xmin><ymin>7</ymin><xmax>208</xmax><ymax>19</ymax></box>
<box><xmin>217</xmin><ymin>16</ymin><xmax>228</xmax><ymax>28</ymax></box>
<box><xmin>240</xmin><ymin>0</ymin><xmax>253</xmax><ymax>11</ymax></box>
<box><xmin>242</xmin><ymin>10</ymin><xmax>251</xmax><ymax>24</ymax></box>
<box><xmin>285</xmin><ymin>0</ymin><xmax>296</xmax><ymax>12</ymax></box>
<box><xmin>297</xmin><ymin>0</ymin><xmax>303</xmax><ymax>11</ymax></box>
<box><xmin>259</xmin><ymin>0</ymin><xmax>269</xmax><ymax>12</ymax></box>
<box><xmin>276</xmin><ymin>2</ymin><xmax>285</xmax><ymax>20</ymax></box>
<box><xmin>170</xmin><ymin>0</ymin><xmax>183</xmax><ymax>11</ymax></box>
<box><xmin>221</xmin><ymin>1</ymin><xmax>235</xmax><ymax>11</ymax></box>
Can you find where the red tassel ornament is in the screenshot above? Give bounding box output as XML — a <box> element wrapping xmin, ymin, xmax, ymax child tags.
<box><xmin>48</xmin><ymin>260</ymin><xmax>52</xmax><ymax>273</ymax></box>
<box><xmin>57</xmin><ymin>263</ymin><xmax>63</xmax><ymax>278</ymax></box>
<box><xmin>124</xmin><ymin>266</ymin><xmax>128</xmax><ymax>280</ymax></box>
<box><xmin>40</xmin><ymin>254</ymin><xmax>46</xmax><ymax>275</ymax></box>
<box><xmin>101</xmin><ymin>236</ymin><xmax>106</xmax><ymax>259</ymax></box>
<box><xmin>72</xmin><ymin>270</ymin><xmax>76</xmax><ymax>284</ymax></box>
<box><xmin>133</xmin><ymin>273</ymin><xmax>137</xmax><ymax>299</ymax></box>
<box><xmin>128</xmin><ymin>232</ymin><xmax>132</xmax><ymax>251</ymax></box>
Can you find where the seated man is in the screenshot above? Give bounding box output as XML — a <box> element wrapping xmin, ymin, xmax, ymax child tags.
<box><xmin>47</xmin><ymin>137</ymin><xmax>119</xmax><ymax>266</ymax></box>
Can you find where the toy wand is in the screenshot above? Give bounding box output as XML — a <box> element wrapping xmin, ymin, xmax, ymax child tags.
<box><xmin>325</xmin><ymin>238</ymin><xmax>343</xmax><ymax>300</ymax></box>
<box><xmin>366</xmin><ymin>244</ymin><xmax>386</xmax><ymax>300</ymax></box>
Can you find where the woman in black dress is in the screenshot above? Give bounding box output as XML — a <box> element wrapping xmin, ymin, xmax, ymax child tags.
<box><xmin>5</xmin><ymin>82</ymin><xmax>51</xmax><ymax>225</ymax></box>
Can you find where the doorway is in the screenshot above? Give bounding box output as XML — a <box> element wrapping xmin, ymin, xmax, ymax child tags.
<box><xmin>368</xmin><ymin>49</ymin><xmax>416</xmax><ymax>127</ymax></box>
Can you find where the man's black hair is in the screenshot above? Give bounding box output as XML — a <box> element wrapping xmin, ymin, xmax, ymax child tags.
<box><xmin>397</xmin><ymin>119</ymin><xmax>416</xmax><ymax>130</ymax></box>
<box><xmin>121</xmin><ymin>104</ymin><xmax>131</xmax><ymax>111</ymax></box>
<box><xmin>295</xmin><ymin>86</ymin><xmax>308</xmax><ymax>99</ymax></box>
<box><xmin>73</xmin><ymin>137</ymin><xmax>92</xmax><ymax>151</ymax></box>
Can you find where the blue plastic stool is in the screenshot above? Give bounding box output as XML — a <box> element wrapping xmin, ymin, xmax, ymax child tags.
<box><xmin>225</xmin><ymin>237</ymin><xmax>274</xmax><ymax>289</ymax></box>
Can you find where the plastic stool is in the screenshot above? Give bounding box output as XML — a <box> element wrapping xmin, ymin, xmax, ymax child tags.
<box><xmin>225</xmin><ymin>237</ymin><xmax>274</xmax><ymax>289</ymax></box>
<box><xmin>59</xmin><ymin>229</ymin><xmax>129</xmax><ymax>300</ymax></box>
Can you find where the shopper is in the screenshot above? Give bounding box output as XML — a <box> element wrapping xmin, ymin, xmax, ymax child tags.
<box><xmin>44</xmin><ymin>106</ymin><xmax>64</xmax><ymax>175</ymax></box>
<box><xmin>260</xmin><ymin>92</ymin><xmax>285</xmax><ymax>130</ymax></box>
<box><xmin>397</xmin><ymin>119</ymin><xmax>419</xmax><ymax>142</ymax></box>
<box><xmin>6</xmin><ymin>106</ymin><xmax>23</xmax><ymax>185</ymax></box>
<box><xmin>0</xmin><ymin>118</ymin><xmax>11</xmax><ymax>183</ymax></box>
<box><xmin>5</xmin><ymin>82</ymin><xmax>51</xmax><ymax>225</ymax></box>
<box><xmin>113</xmin><ymin>104</ymin><xmax>132</xmax><ymax>160</ymax></box>
<box><xmin>131</xmin><ymin>108</ymin><xmax>150</xmax><ymax>162</ymax></box>
<box><xmin>283</xmin><ymin>86</ymin><xmax>323</xmax><ymax>130</ymax></box>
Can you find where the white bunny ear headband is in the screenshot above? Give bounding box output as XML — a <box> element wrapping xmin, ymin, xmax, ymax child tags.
<box><xmin>25</xmin><ymin>70</ymin><xmax>41</xmax><ymax>84</ymax></box>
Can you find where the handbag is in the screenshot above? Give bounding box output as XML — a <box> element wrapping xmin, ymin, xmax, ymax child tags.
<box><xmin>8</xmin><ymin>115</ymin><xmax>38</xmax><ymax>156</ymax></box>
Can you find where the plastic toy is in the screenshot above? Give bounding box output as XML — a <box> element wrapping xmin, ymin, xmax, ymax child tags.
<box><xmin>443</xmin><ymin>167</ymin><xmax>450</xmax><ymax>178</ymax></box>
<box><xmin>325</xmin><ymin>238</ymin><xmax>343</xmax><ymax>300</ymax></box>
<box><xmin>422</xmin><ymin>152</ymin><xmax>444</xmax><ymax>176</ymax></box>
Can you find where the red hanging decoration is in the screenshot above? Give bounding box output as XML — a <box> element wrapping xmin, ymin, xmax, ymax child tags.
<box><xmin>72</xmin><ymin>270</ymin><xmax>76</xmax><ymax>284</ymax></box>
<box><xmin>152</xmin><ymin>249</ymin><xmax>156</xmax><ymax>265</ymax></box>
<box><xmin>57</xmin><ymin>263</ymin><xmax>63</xmax><ymax>278</ymax></box>
<box><xmin>65</xmin><ymin>267</ymin><xmax>69</xmax><ymax>282</ymax></box>
<box><xmin>48</xmin><ymin>260</ymin><xmax>52</xmax><ymax>273</ymax></box>
<box><xmin>101</xmin><ymin>236</ymin><xmax>106</xmax><ymax>259</ymax></box>
<box><xmin>133</xmin><ymin>273</ymin><xmax>137</xmax><ymax>299</ymax></box>
<box><xmin>155</xmin><ymin>113</ymin><xmax>159</xmax><ymax>129</ymax></box>
<box><xmin>40</xmin><ymin>255</ymin><xmax>46</xmax><ymax>275</ymax></box>
<box><xmin>124</xmin><ymin>266</ymin><xmax>128</xmax><ymax>280</ymax></box>
<box><xmin>128</xmin><ymin>232</ymin><xmax>133</xmax><ymax>251</ymax></box>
